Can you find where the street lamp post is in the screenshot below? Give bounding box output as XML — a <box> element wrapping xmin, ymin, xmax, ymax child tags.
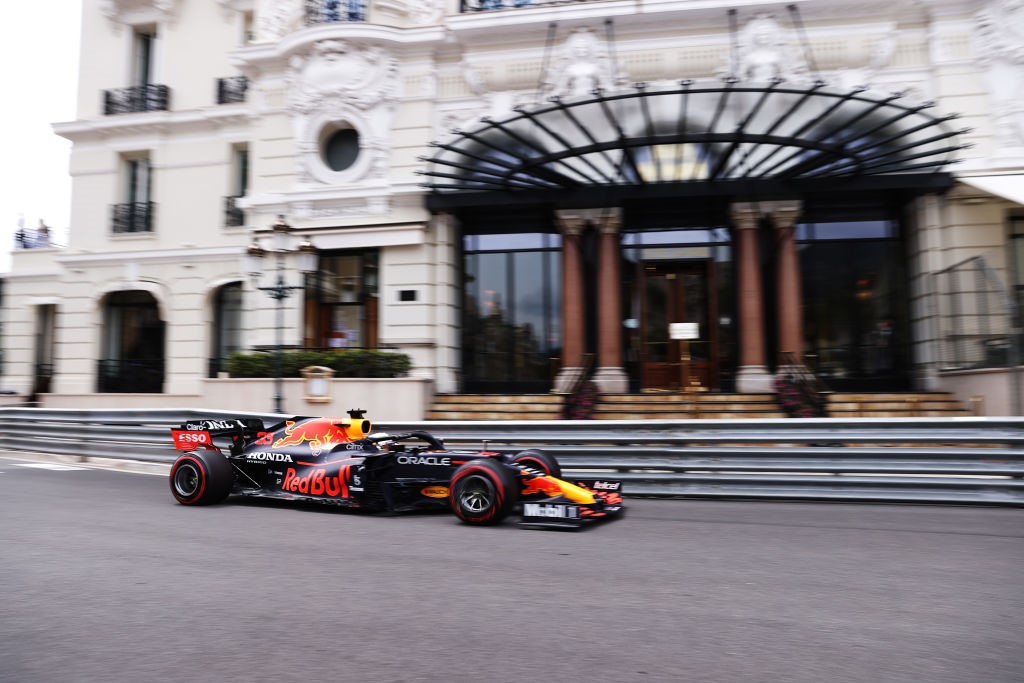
<box><xmin>245</xmin><ymin>216</ymin><xmax>318</xmax><ymax>414</ymax></box>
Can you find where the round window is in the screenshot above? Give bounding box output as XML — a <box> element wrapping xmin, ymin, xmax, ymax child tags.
<box><xmin>322</xmin><ymin>127</ymin><xmax>360</xmax><ymax>172</ymax></box>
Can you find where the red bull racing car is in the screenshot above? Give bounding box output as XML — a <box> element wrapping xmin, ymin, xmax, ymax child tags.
<box><xmin>168</xmin><ymin>410</ymin><xmax>623</xmax><ymax>529</ymax></box>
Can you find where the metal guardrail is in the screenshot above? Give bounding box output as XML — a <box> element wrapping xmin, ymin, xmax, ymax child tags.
<box><xmin>1</xmin><ymin>408</ymin><xmax>1021</xmax><ymax>506</ymax></box>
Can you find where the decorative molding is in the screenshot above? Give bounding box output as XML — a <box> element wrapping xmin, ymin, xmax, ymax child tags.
<box><xmin>255</xmin><ymin>0</ymin><xmax>301</xmax><ymax>42</ymax></box>
<box><xmin>285</xmin><ymin>40</ymin><xmax>399</xmax><ymax>187</ymax></box>
<box><xmin>100</xmin><ymin>0</ymin><xmax>178</xmax><ymax>24</ymax></box>
<box><xmin>975</xmin><ymin>0</ymin><xmax>1024</xmax><ymax>149</ymax></box>
<box><xmin>376</xmin><ymin>0</ymin><xmax>444</xmax><ymax>25</ymax></box>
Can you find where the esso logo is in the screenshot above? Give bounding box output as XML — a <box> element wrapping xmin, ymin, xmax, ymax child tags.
<box><xmin>176</xmin><ymin>431</ymin><xmax>210</xmax><ymax>444</ymax></box>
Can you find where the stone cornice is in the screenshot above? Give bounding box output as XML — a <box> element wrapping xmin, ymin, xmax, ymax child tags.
<box><xmin>53</xmin><ymin>107</ymin><xmax>251</xmax><ymax>143</ymax></box>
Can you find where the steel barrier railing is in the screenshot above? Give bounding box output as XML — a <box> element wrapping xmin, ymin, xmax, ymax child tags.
<box><xmin>1</xmin><ymin>408</ymin><xmax>1021</xmax><ymax>505</ymax></box>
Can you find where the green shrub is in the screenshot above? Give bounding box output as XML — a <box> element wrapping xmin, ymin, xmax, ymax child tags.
<box><xmin>225</xmin><ymin>349</ymin><xmax>412</xmax><ymax>379</ymax></box>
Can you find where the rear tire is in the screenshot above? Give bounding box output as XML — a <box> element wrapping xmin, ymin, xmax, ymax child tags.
<box><xmin>169</xmin><ymin>450</ymin><xmax>233</xmax><ymax>505</ymax></box>
<box><xmin>449</xmin><ymin>459</ymin><xmax>517</xmax><ymax>525</ymax></box>
<box><xmin>512</xmin><ymin>449</ymin><xmax>561</xmax><ymax>479</ymax></box>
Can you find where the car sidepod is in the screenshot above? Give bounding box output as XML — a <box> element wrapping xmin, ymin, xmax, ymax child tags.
<box><xmin>518</xmin><ymin>478</ymin><xmax>625</xmax><ymax>530</ymax></box>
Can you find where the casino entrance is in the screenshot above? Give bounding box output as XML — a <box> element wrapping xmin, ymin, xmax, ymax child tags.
<box><xmin>423</xmin><ymin>81</ymin><xmax>963</xmax><ymax>395</ymax></box>
<box><xmin>635</xmin><ymin>260</ymin><xmax>719</xmax><ymax>391</ymax></box>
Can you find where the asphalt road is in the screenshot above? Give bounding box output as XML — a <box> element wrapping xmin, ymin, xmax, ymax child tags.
<box><xmin>0</xmin><ymin>454</ymin><xmax>1021</xmax><ymax>683</ymax></box>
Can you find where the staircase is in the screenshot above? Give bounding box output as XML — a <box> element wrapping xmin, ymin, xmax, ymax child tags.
<box><xmin>824</xmin><ymin>392</ymin><xmax>972</xmax><ymax>418</ymax></box>
<box><xmin>427</xmin><ymin>393</ymin><xmax>785</xmax><ymax>420</ymax></box>
<box><xmin>426</xmin><ymin>394</ymin><xmax>565</xmax><ymax>420</ymax></box>
<box><xmin>592</xmin><ymin>393</ymin><xmax>786</xmax><ymax>419</ymax></box>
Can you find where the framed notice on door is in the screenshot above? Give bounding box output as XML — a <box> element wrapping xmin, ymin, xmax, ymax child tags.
<box><xmin>669</xmin><ymin>322</ymin><xmax>699</xmax><ymax>340</ymax></box>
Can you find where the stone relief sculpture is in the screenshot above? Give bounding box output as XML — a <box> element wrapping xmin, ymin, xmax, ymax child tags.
<box><xmin>735</xmin><ymin>13</ymin><xmax>810</xmax><ymax>84</ymax></box>
<box><xmin>975</xmin><ymin>0</ymin><xmax>1024</xmax><ymax>148</ymax></box>
<box><xmin>286</xmin><ymin>39</ymin><xmax>400</xmax><ymax>184</ymax></box>
<box><xmin>545</xmin><ymin>29</ymin><xmax>623</xmax><ymax>99</ymax></box>
<box><xmin>287</xmin><ymin>39</ymin><xmax>399</xmax><ymax>113</ymax></box>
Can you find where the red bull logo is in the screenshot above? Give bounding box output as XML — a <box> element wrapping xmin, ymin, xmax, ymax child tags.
<box><xmin>273</xmin><ymin>418</ymin><xmax>355</xmax><ymax>456</ymax></box>
<box><xmin>520</xmin><ymin>475</ymin><xmax>565</xmax><ymax>498</ymax></box>
<box><xmin>281</xmin><ymin>466</ymin><xmax>351</xmax><ymax>497</ymax></box>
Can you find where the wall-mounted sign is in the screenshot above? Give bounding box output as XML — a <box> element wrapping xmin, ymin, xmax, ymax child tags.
<box><xmin>669</xmin><ymin>322</ymin><xmax>699</xmax><ymax>340</ymax></box>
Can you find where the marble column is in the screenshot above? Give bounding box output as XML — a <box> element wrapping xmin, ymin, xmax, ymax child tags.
<box><xmin>772</xmin><ymin>203</ymin><xmax>804</xmax><ymax>367</ymax></box>
<box><xmin>593</xmin><ymin>210</ymin><xmax>628</xmax><ymax>393</ymax></box>
<box><xmin>732</xmin><ymin>202</ymin><xmax>773</xmax><ymax>393</ymax></box>
<box><xmin>553</xmin><ymin>212</ymin><xmax>585</xmax><ymax>393</ymax></box>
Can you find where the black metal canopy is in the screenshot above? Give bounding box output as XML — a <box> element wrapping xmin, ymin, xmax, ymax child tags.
<box><xmin>420</xmin><ymin>80</ymin><xmax>967</xmax><ymax>208</ymax></box>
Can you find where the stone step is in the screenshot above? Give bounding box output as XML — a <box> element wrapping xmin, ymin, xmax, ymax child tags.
<box><xmin>828</xmin><ymin>401</ymin><xmax>964</xmax><ymax>411</ymax></box>
<box><xmin>594</xmin><ymin>411</ymin><xmax>787</xmax><ymax>420</ymax></box>
<box><xmin>432</xmin><ymin>394</ymin><xmax>564</xmax><ymax>404</ymax></box>
<box><xmin>600</xmin><ymin>393</ymin><xmax>777</xmax><ymax>403</ymax></box>
<box><xmin>425</xmin><ymin>410</ymin><xmax>562</xmax><ymax>420</ymax></box>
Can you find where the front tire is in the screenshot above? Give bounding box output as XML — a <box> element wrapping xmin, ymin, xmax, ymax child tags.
<box><xmin>169</xmin><ymin>450</ymin><xmax>233</xmax><ymax>505</ymax></box>
<box><xmin>512</xmin><ymin>449</ymin><xmax>562</xmax><ymax>479</ymax></box>
<box><xmin>449</xmin><ymin>459</ymin><xmax>517</xmax><ymax>525</ymax></box>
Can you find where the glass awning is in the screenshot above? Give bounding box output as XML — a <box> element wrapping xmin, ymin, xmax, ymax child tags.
<box><xmin>420</xmin><ymin>80</ymin><xmax>968</xmax><ymax>199</ymax></box>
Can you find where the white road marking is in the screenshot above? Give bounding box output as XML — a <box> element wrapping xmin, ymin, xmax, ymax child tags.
<box><xmin>14</xmin><ymin>463</ymin><xmax>90</xmax><ymax>471</ymax></box>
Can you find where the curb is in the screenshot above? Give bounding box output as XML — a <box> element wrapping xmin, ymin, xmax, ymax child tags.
<box><xmin>0</xmin><ymin>451</ymin><xmax>170</xmax><ymax>476</ymax></box>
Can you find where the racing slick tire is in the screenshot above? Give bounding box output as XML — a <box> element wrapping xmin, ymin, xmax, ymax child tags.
<box><xmin>169</xmin><ymin>450</ymin><xmax>233</xmax><ymax>505</ymax></box>
<box><xmin>449</xmin><ymin>458</ymin><xmax>518</xmax><ymax>526</ymax></box>
<box><xmin>511</xmin><ymin>449</ymin><xmax>561</xmax><ymax>479</ymax></box>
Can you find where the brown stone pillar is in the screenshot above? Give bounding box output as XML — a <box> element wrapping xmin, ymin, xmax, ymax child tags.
<box><xmin>594</xmin><ymin>210</ymin><xmax>628</xmax><ymax>393</ymax></box>
<box><xmin>731</xmin><ymin>202</ymin><xmax>772</xmax><ymax>393</ymax></box>
<box><xmin>554</xmin><ymin>212</ymin><xmax>585</xmax><ymax>392</ymax></box>
<box><xmin>773</xmin><ymin>204</ymin><xmax>804</xmax><ymax>364</ymax></box>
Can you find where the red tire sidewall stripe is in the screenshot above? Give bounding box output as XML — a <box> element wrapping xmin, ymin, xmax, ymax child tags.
<box><xmin>450</xmin><ymin>465</ymin><xmax>504</xmax><ymax>522</ymax></box>
<box><xmin>171</xmin><ymin>454</ymin><xmax>207</xmax><ymax>504</ymax></box>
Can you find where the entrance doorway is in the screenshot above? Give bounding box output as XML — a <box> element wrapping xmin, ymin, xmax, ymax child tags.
<box><xmin>639</xmin><ymin>261</ymin><xmax>718</xmax><ymax>390</ymax></box>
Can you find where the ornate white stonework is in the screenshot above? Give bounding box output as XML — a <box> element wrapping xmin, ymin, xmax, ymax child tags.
<box><xmin>375</xmin><ymin>0</ymin><xmax>444</xmax><ymax>25</ymax></box>
<box><xmin>543</xmin><ymin>29</ymin><xmax>626</xmax><ymax>100</ymax></box>
<box><xmin>975</xmin><ymin>0</ymin><xmax>1024</xmax><ymax>149</ymax></box>
<box><xmin>834</xmin><ymin>32</ymin><xmax>897</xmax><ymax>91</ymax></box>
<box><xmin>100</xmin><ymin>0</ymin><xmax>178</xmax><ymax>23</ymax></box>
<box><xmin>256</xmin><ymin>0</ymin><xmax>301</xmax><ymax>42</ymax></box>
<box><xmin>734</xmin><ymin>13</ymin><xmax>810</xmax><ymax>84</ymax></box>
<box><xmin>286</xmin><ymin>40</ymin><xmax>400</xmax><ymax>187</ymax></box>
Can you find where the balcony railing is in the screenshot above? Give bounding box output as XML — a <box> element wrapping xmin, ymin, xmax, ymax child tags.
<box><xmin>460</xmin><ymin>0</ymin><xmax>543</xmax><ymax>11</ymax></box>
<box><xmin>216</xmin><ymin>76</ymin><xmax>249</xmax><ymax>104</ymax></box>
<box><xmin>305</xmin><ymin>0</ymin><xmax>366</xmax><ymax>24</ymax></box>
<box><xmin>112</xmin><ymin>202</ymin><xmax>155</xmax><ymax>234</ymax></box>
<box><xmin>224</xmin><ymin>195</ymin><xmax>245</xmax><ymax>227</ymax></box>
<box><xmin>103</xmin><ymin>84</ymin><xmax>170</xmax><ymax>115</ymax></box>
<box><xmin>97</xmin><ymin>358</ymin><xmax>164</xmax><ymax>393</ymax></box>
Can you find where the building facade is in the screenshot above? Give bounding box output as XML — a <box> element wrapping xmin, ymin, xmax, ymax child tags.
<box><xmin>2</xmin><ymin>0</ymin><xmax>1023</xmax><ymax>415</ymax></box>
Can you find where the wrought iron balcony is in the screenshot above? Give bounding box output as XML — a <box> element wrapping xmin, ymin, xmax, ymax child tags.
<box><xmin>224</xmin><ymin>195</ymin><xmax>245</xmax><ymax>227</ymax></box>
<box><xmin>112</xmin><ymin>202</ymin><xmax>155</xmax><ymax>234</ymax></box>
<box><xmin>103</xmin><ymin>84</ymin><xmax>170</xmax><ymax>115</ymax></box>
<box><xmin>217</xmin><ymin>76</ymin><xmax>249</xmax><ymax>105</ymax></box>
<box><xmin>460</xmin><ymin>0</ymin><xmax>540</xmax><ymax>11</ymax></box>
<box><xmin>305</xmin><ymin>0</ymin><xmax>366</xmax><ymax>24</ymax></box>
<box><xmin>97</xmin><ymin>358</ymin><xmax>164</xmax><ymax>393</ymax></box>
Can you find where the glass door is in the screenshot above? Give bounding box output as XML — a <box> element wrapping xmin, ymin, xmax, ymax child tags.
<box><xmin>640</xmin><ymin>261</ymin><xmax>718</xmax><ymax>390</ymax></box>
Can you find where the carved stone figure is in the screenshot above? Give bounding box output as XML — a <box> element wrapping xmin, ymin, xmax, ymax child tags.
<box><xmin>736</xmin><ymin>14</ymin><xmax>809</xmax><ymax>84</ymax></box>
<box><xmin>975</xmin><ymin>0</ymin><xmax>1024</xmax><ymax>148</ymax></box>
<box><xmin>546</xmin><ymin>29</ymin><xmax>622</xmax><ymax>99</ymax></box>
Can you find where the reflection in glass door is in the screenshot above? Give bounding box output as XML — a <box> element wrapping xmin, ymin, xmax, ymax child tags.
<box><xmin>640</xmin><ymin>261</ymin><xmax>718</xmax><ymax>390</ymax></box>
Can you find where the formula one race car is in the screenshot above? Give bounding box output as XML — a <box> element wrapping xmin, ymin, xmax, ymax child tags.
<box><xmin>168</xmin><ymin>410</ymin><xmax>623</xmax><ymax>529</ymax></box>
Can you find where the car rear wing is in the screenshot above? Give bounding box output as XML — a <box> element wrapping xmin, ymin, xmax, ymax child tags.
<box><xmin>170</xmin><ymin>418</ymin><xmax>268</xmax><ymax>455</ymax></box>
